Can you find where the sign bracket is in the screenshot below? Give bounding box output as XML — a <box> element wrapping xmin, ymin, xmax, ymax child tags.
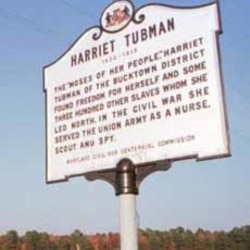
<box><xmin>84</xmin><ymin>159</ymin><xmax>172</xmax><ymax>191</ymax></box>
<box><xmin>84</xmin><ymin>159</ymin><xmax>171</xmax><ymax>250</ymax></box>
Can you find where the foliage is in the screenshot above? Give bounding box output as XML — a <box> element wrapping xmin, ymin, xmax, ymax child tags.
<box><xmin>70</xmin><ymin>229</ymin><xmax>94</xmax><ymax>250</ymax></box>
<box><xmin>2</xmin><ymin>230</ymin><xmax>19</xmax><ymax>250</ymax></box>
<box><xmin>0</xmin><ymin>226</ymin><xmax>250</xmax><ymax>249</ymax></box>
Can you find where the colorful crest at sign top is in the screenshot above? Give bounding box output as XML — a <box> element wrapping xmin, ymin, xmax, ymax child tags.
<box><xmin>101</xmin><ymin>0</ymin><xmax>133</xmax><ymax>33</ymax></box>
<box><xmin>105</xmin><ymin>6</ymin><xmax>131</xmax><ymax>27</ymax></box>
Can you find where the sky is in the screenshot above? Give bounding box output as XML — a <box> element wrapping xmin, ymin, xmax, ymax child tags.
<box><xmin>0</xmin><ymin>0</ymin><xmax>249</xmax><ymax>236</ymax></box>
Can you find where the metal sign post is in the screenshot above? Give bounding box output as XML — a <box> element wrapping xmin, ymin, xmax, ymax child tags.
<box><xmin>116</xmin><ymin>159</ymin><xmax>138</xmax><ymax>250</ymax></box>
<box><xmin>118</xmin><ymin>194</ymin><xmax>138</xmax><ymax>250</ymax></box>
<box><xmin>85</xmin><ymin>160</ymin><xmax>171</xmax><ymax>249</ymax></box>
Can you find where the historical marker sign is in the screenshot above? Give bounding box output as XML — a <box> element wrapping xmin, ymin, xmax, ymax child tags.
<box><xmin>44</xmin><ymin>0</ymin><xmax>230</xmax><ymax>183</ymax></box>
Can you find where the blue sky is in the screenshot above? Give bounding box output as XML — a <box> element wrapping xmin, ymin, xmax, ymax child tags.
<box><xmin>0</xmin><ymin>0</ymin><xmax>249</xmax><ymax>235</ymax></box>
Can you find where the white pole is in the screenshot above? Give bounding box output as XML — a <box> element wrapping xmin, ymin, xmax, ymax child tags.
<box><xmin>119</xmin><ymin>194</ymin><xmax>138</xmax><ymax>250</ymax></box>
<box><xmin>115</xmin><ymin>159</ymin><xmax>138</xmax><ymax>250</ymax></box>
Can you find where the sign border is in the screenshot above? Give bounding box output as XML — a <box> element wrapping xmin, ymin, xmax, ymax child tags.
<box><xmin>43</xmin><ymin>0</ymin><xmax>230</xmax><ymax>184</ymax></box>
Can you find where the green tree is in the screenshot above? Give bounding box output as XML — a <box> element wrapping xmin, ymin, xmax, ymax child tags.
<box><xmin>229</xmin><ymin>227</ymin><xmax>246</xmax><ymax>250</ymax></box>
<box><xmin>193</xmin><ymin>231</ymin><xmax>203</xmax><ymax>250</ymax></box>
<box><xmin>70</xmin><ymin>229</ymin><xmax>93</xmax><ymax>250</ymax></box>
<box><xmin>172</xmin><ymin>227</ymin><xmax>186</xmax><ymax>250</ymax></box>
<box><xmin>162</xmin><ymin>231</ymin><xmax>173</xmax><ymax>250</ymax></box>
<box><xmin>202</xmin><ymin>237</ymin><xmax>214</xmax><ymax>250</ymax></box>
<box><xmin>3</xmin><ymin>230</ymin><xmax>19</xmax><ymax>250</ymax></box>
<box><xmin>55</xmin><ymin>237</ymin><xmax>70</xmax><ymax>250</ymax></box>
<box><xmin>244</xmin><ymin>225</ymin><xmax>250</xmax><ymax>250</ymax></box>
<box><xmin>23</xmin><ymin>230</ymin><xmax>40</xmax><ymax>250</ymax></box>
<box><xmin>214</xmin><ymin>231</ymin><xmax>231</xmax><ymax>250</ymax></box>
<box><xmin>146</xmin><ymin>229</ymin><xmax>166</xmax><ymax>250</ymax></box>
<box><xmin>37</xmin><ymin>232</ymin><xmax>53</xmax><ymax>250</ymax></box>
<box><xmin>183</xmin><ymin>229</ymin><xmax>193</xmax><ymax>250</ymax></box>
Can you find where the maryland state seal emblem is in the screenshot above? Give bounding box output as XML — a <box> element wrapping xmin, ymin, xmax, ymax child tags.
<box><xmin>101</xmin><ymin>0</ymin><xmax>133</xmax><ymax>33</ymax></box>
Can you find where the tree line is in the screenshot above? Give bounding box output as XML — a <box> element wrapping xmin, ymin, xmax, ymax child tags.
<box><xmin>0</xmin><ymin>225</ymin><xmax>250</xmax><ymax>250</ymax></box>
